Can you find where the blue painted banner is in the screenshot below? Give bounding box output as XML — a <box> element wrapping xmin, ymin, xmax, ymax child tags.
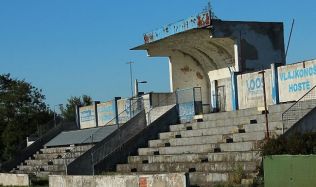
<box><xmin>144</xmin><ymin>11</ymin><xmax>211</xmax><ymax>44</ymax></box>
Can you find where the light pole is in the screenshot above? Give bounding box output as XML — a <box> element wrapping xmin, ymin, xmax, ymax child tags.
<box><xmin>53</xmin><ymin>104</ymin><xmax>63</xmax><ymax>127</ymax></box>
<box><xmin>126</xmin><ymin>61</ymin><xmax>134</xmax><ymax>98</ymax></box>
<box><xmin>134</xmin><ymin>79</ymin><xmax>148</xmax><ymax>97</ymax></box>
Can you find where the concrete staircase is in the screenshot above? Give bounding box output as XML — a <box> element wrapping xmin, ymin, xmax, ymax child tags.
<box><xmin>13</xmin><ymin>144</ymin><xmax>94</xmax><ymax>177</ymax></box>
<box><xmin>115</xmin><ymin>103</ymin><xmax>293</xmax><ymax>186</ymax></box>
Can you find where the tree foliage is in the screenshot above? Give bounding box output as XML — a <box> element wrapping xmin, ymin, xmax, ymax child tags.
<box><xmin>0</xmin><ymin>74</ymin><xmax>52</xmax><ymax>162</ymax></box>
<box><xmin>60</xmin><ymin>95</ymin><xmax>92</xmax><ymax>121</ymax></box>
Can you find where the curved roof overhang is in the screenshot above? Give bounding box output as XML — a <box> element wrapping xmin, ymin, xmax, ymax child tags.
<box><xmin>132</xmin><ymin>28</ymin><xmax>235</xmax><ymax>73</ymax></box>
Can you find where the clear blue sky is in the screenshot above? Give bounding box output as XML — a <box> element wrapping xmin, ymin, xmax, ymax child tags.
<box><xmin>1</xmin><ymin>0</ymin><xmax>315</xmax><ymax>108</ymax></box>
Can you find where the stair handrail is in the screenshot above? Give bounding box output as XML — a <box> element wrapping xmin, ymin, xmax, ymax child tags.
<box><xmin>282</xmin><ymin>85</ymin><xmax>316</xmax><ymax>133</ymax></box>
<box><xmin>0</xmin><ymin>119</ymin><xmax>77</xmax><ymax>172</ymax></box>
<box><xmin>80</xmin><ymin>96</ymin><xmax>145</xmax><ymax>145</ymax></box>
<box><xmin>90</xmin><ymin>95</ymin><xmax>178</xmax><ymax>167</ymax></box>
<box><xmin>145</xmin><ymin>92</ymin><xmax>177</xmax><ymax>125</ymax></box>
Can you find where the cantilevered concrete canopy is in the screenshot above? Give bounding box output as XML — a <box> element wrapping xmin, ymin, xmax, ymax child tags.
<box><xmin>133</xmin><ymin>28</ymin><xmax>235</xmax><ymax>71</ymax></box>
<box><xmin>132</xmin><ymin>11</ymin><xmax>285</xmax><ymax>112</ymax></box>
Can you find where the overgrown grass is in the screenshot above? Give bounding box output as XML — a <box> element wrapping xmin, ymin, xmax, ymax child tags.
<box><xmin>261</xmin><ymin>132</ymin><xmax>316</xmax><ymax>156</ymax></box>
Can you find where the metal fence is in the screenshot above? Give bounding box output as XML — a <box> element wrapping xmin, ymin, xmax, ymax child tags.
<box><xmin>282</xmin><ymin>85</ymin><xmax>316</xmax><ymax>133</ymax></box>
<box><xmin>176</xmin><ymin>87</ymin><xmax>202</xmax><ymax>123</ymax></box>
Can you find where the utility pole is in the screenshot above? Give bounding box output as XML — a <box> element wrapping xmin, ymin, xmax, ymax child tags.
<box><xmin>259</xmin><ymin>70</ymin><xmax>269</xmax><ymax>139</ymax></box>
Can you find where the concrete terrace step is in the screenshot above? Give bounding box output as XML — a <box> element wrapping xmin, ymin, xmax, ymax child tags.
<box><xmin>199</xmin><ymin>102</ymin><xmax>312</xmax><ymax>122</ymax></box>
<box><xmin>170</xmin><ymin>116</ymin><xmax>283</xmax><ymax>132</ymax></box>
<box><xmin>116</xmin><ymin>161</ymin><xmax>258</xmax><ymax>173</ymax></box>
<box><xmin>160</xmin><ymin>122</ymin><xmax>282</xmax><ymax>140</ymax></box>
<box><xmin>18</xmin><ymin>164</ymin><xmax>65</xmax><ymax>172</ymax></box>
<box><xmin>128</xmin><ymin>151</ymin><xmax>261</xmax><ymax>164</ymax></box>
<box><xmin>189</xmin><ymin>172</ymin><xmax>257</xmax><ymax>186</ymax></box>
<box><xmin>41</xmin><ymin>144</ymin><xmax>94</xmax><ymax>154</ymax></box>
<box><xmin>14</xmin><ymin>169</ymin><xmax>65</xmax><ymax>176</ymax></box>
<box><xmin>33</xmin><ymin>151</ymin><xmax>84</xmax><ymax>160</ymax></box>
<box><xmin>178</xmin><ymin>113</ymin><xmax>283</xmax><ymax>131</ymax></box>
<box><xmin>138</xmin><ymin>141</ymin><xmax>257</xmax><ymax>156</ymax></box>
<box><xmin>150</xmin><ymin>131</ymin><xmax>277</xmax><ymax>148</ymax></box>
<box><xmin>24</xmin><ymin>158</ymin><xmax>75</xmax><ymax>166</ymax></box>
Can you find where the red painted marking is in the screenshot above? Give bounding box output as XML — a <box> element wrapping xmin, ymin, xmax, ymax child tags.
<box><xmin>139</xmin><ymin>177</ymin><xmax>148</xmax><ymax>187</ymax></box>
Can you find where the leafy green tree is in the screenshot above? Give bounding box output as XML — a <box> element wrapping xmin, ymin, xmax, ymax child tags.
<box><xmin>60</xmin><ymin>95</ymin><xmax>92</xmax><ymax>121</ymax></box>
<box><xmin>0</xmin><ymin>74</ymin><xmax>52</xmax><ymax>161</ymax></box>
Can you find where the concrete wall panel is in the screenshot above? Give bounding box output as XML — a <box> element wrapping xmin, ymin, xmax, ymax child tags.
<box><xmin>278</xmin><ymin>59</ymin><xmax>316</xmax><ymax>102</ymax></box>
<box><xmin>97</xmin><ymin>101</ymin><xmax>115</xmax><ymax>126</ymax></box>
<box><xmin>49</xmin><ymin>173</ymin><xmax>187</xmax><ymax>187</ymax></box>
<box><xmin>79</xmin><ymin>105</ymin><xmax>97</xmax><ymax>129</ymax></box>
<box><xmin>0</xmin><ymin>173</ymin><xmax>29</xmax><ymax>186</ymax></box>
<box><xmin>237</xmin><ymin>70</ymin><xmax>272</xmax><ymax>109</ymax></box>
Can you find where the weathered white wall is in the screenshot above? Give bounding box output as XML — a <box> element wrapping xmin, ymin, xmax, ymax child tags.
<box><xmin>97</xmin><ymin>101</ymin><xmax>115</xmax><ymax>126</ymax></box>
<box><xmin>0</xmin><ymin>173</ymin><xmax>29</xmax><ymax>186</ymax></box>
<box><xmin>237</xmin><ymin>69</ymin><xmax>272</xmax><ymax>109</ymax></box>
<box><xmin>278</xmin><ymin>59</ymin><xmax>316</xmax><ymax>102</ymax></box>
<box><xmin>217</xmin><ymin>78</ymin><xmax>233</xmax><ymax>111</ymax></box>
<box><xmin>169</xmin><ymin>50</ymin><xmax>210</xmax><ymax>107</ymax></box>
<box><xmin>49</xmin><ymin>173</ymin><xmax>186</xmax><ymax>187</ymax></box>
<box><xmin>79</xmin><ymin>105</ymin><xmax>96</xmax><ymax>129</ymax></box>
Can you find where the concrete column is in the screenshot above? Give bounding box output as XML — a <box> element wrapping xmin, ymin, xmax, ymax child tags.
<box><xmin>75</xmin><ymin>105</ymin><xmax>81</xmax><ymax>129</ymax></box>
<box><xmin>231</xmin><ymin>72</ymin><xmax>239</xmax><ymax>111</ymax></box>
<box><xmin>271</xmin><ymin>63</ymin><xmax>280</xmax><ymax>104</ymax></box>
<box><xmin>94</xmin><ymin>101</ymin><xmax>100</xmax><ymax>127</ymax></box>
<box><xmin>210</xmin><ymin>80</ymin><xmax>217</xmax><ymax>112</ymax></box>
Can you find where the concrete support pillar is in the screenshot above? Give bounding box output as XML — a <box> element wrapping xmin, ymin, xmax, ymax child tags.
<box><xmin>75</xmin><ymin>105</ymin><xmax>81</xmax><ymax>129</ymax></box>
<box><xmin>210</xmin><ymin>80</ymin><xmax>217</xmax><ymax>112</ymax></box>
<box><xmin>231</xmin><ymin>72</ymin><xmax>239</xmax><ymax>111</ymax></box>
<box><xmin>94</xmin><ymin>101</ymin><xmax>100</xmax><ymax>127</ymax></box>
<box><xmin>271</xmin><ymin>63</ymin><xmax>280</xmax><ymax>104</ymax></box>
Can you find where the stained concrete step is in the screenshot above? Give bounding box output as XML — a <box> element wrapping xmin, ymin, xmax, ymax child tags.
<box><xmin>14</xmin><ymin>169</ymin><xmax>65</xmax><ymax>177</ymax></box>
<box><xmin>160</xmin><ymin>122</ymin><xmax>282</xmax><ymax>140</ymax></box>
<box><xmin>41</xmin><ymin>144</ymin><xmax>93</xmax><ymax>154</ymax></box>
<box><xmin>116</xmin><ymin>161</ymin><xmax>258</xmax><ymax>173</ymax></box>
<box><xmin>200</xmin><ymin>102</ymin><xmax>312</xmax><ymax>122</ymax></box>
<box><xmin>33</xmin><ymin>151</ymin><xmax>84</xmax><ymax>160</ymax></box>
<box><xmin>18</xmin><ymin>164</ymin><xmax>65</xmax><ymax>172</ymax></box>
<box><xmin>24</xmin><ymin>158</ymin><xmax>75</xmax><ymax>166</ymax></box>
<box><xmin>138</xmin><ymin>141</ymin><xmax>257</xmax><ymax>156</ymax></box>
<box><xmin>128</xmin><ymin>151</ymin><xmax>261</xmax><ymax>164</ymax></box>
<box><xmin>150</xmin><ymin>130</ymin><xmax>276</xmax><ymax>148</ymax></box>
<box><xmin>170</xmin><ymin>118</ymin><xmax>283</xmax><ymax>132</ymax></box>
<box><xmin>175</xmin><ymin>113</ymin><xmax>283</xmax><ymax>131</ymax></box>
<box><xmin>189</xmin><ymin>172</ymin><xmax>257</xmax><ymax>186</ymax></box>
<box><xmin>200</xmin><ymin>107</ymin><xmax>262</xmax><ymax>121</ymax></box>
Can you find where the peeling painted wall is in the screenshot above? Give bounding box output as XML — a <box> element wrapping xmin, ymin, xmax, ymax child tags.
<box><xmin>79</xmin><ymin>105</ymin><xmax>97</xmax><ymax>129</ymax></box>
<box><xmin>217</xmin><ymin>78</ymin><xmax>232</xmax><ymax>111</ymax></box>
<box><xmin>237</xmin><ymin>70</ymin><xmax>272</xmax><ymax>109</ymax></box>
<box><xmin>278</xmin><ymin>59</ymin><xmax>316</xmax><ymax>102</ymax></box>
<box><xmin>97</xmin><ymin>100</ymin><xmax>116</xmax><ymax>126</ymax></box>
<box><xmin>169</xmin><ymin>50</ymin><xmax>210</xmax><ymax>109</ymax></box>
